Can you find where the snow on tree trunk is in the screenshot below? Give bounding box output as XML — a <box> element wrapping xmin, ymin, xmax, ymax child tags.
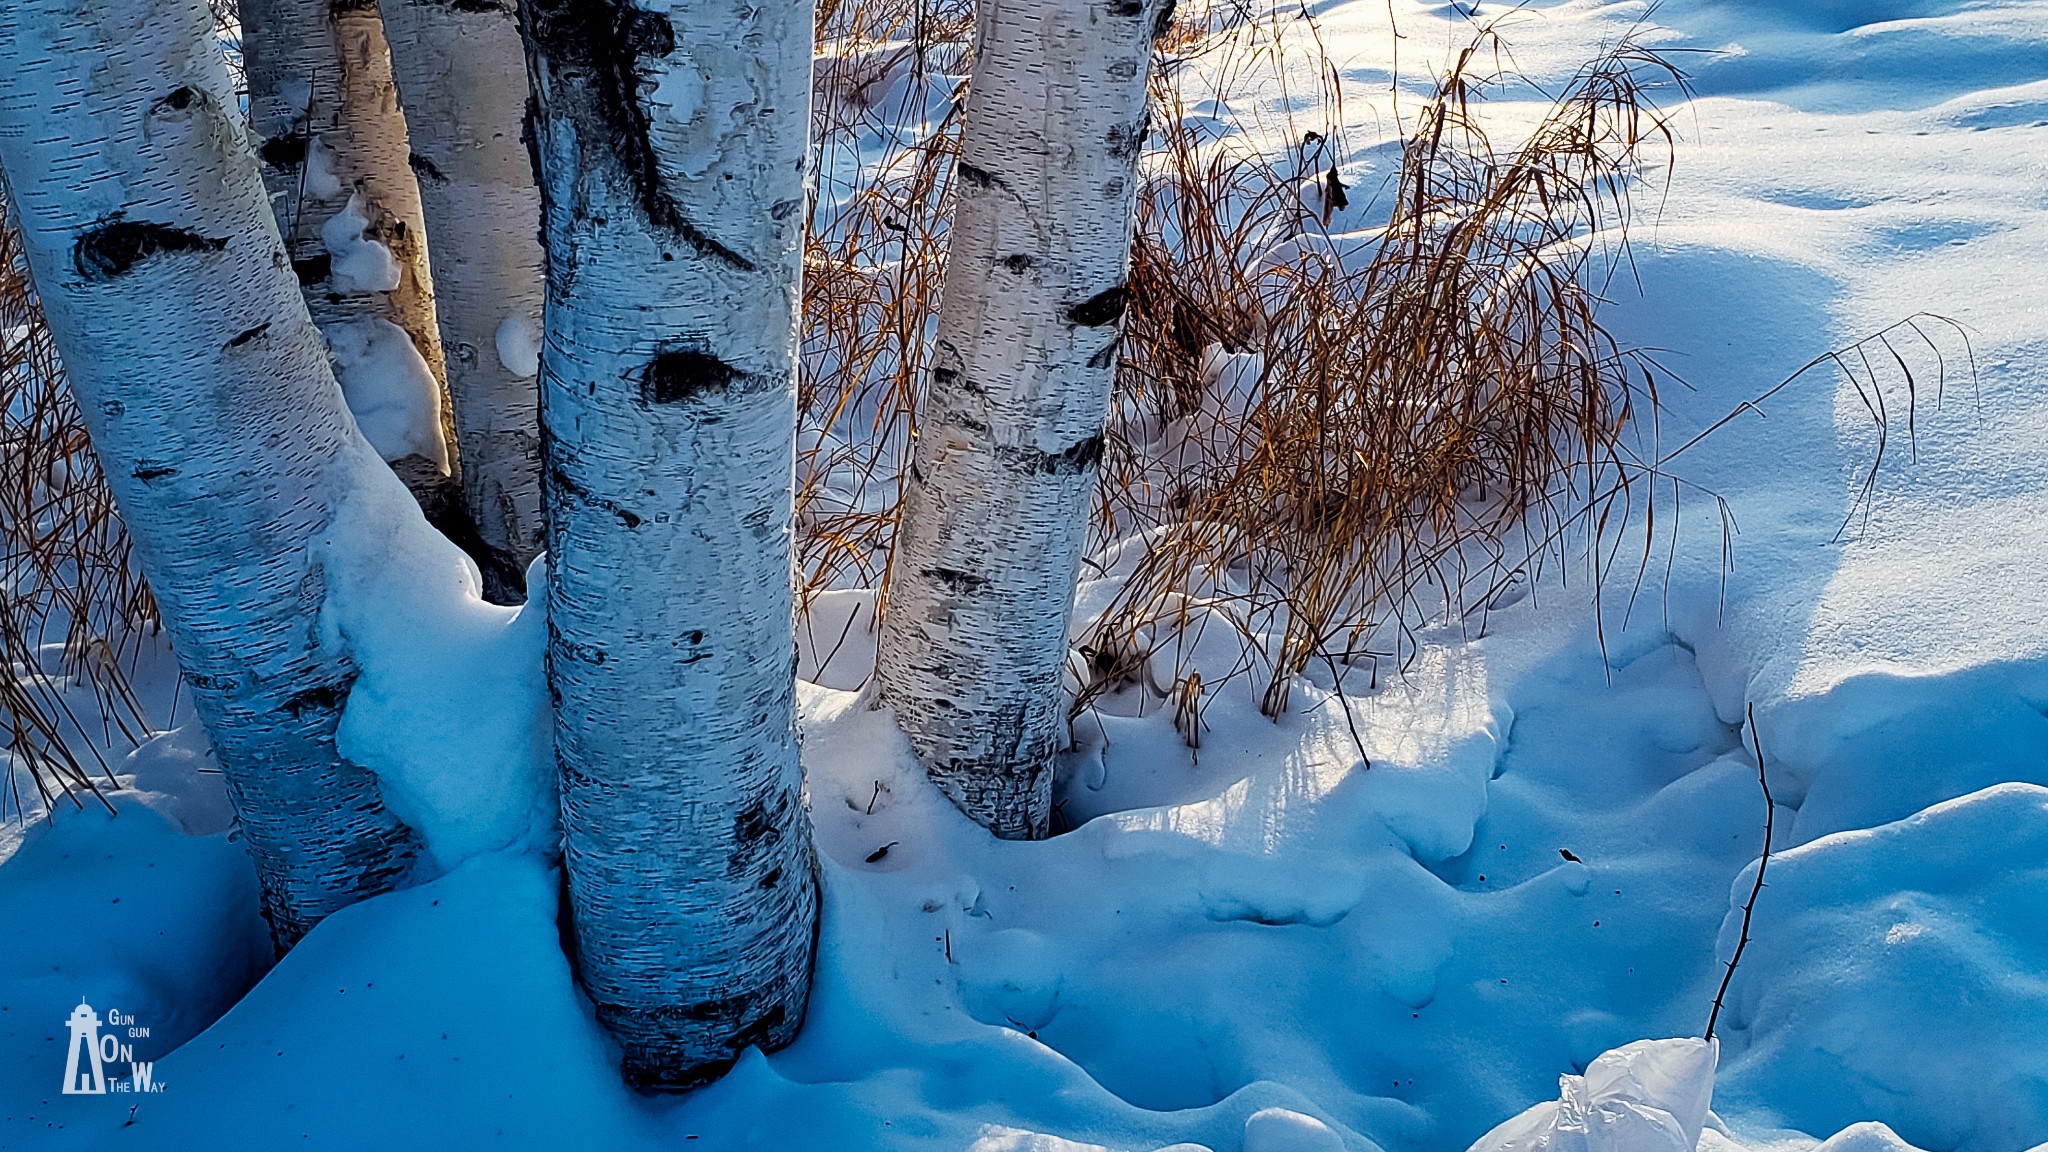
<box><xmin>383</xmin><ymin>0</ymin><xmax>547</xmax><ymax>603</ymax></box>
<box><xmin>242</xmin><ymin>0</ymin><xmax>460</xmax><ymax>510</ymax></box>
<box><xmin>0</xmin><ymin>0</ymin><xmax>420</xmax><ymax>946</ymax></box>
<box><xmin>521</xmin><ymin>0</ymin><xmax>818</xmax><ymax>1085</ymax></box>
<box><xmin>874</xmin><ymin>0</ymin><xmax>1172</xmax><ymax>839</ymax></box>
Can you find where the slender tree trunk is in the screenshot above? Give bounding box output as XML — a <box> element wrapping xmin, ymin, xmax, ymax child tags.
<box><xmin>383</xmin><ymin>0</ymin><xmax>547</xmax><ymax>602</ymax></box>
<box><xmin>242</xmin><ymin>0</ymin><xmax>461</xmax><ymax>509</ymax></box>
<box><xmin>875</xmin><ymin>0</ymin><xmax>1172</xmax><ymax>839</ymax></box>
<box><xmin>521</xmin><ymin>0</ymin><xmax>818</xmax><ymax>1086</ymax></box>
<box><xmin>0</xmin><ymin>0</ymin><xmax>420</xmax><ymax>946</ymax></box>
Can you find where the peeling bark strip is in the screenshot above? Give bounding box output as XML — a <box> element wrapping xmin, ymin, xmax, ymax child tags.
<box><xmin>383</xmin><ymin>0</ymin><xmax>548</xmax><ymax>601</ymax></box>
<box><xmin>876</xmin><ymin>0</ymin><xmax>1173</xmax><ymax>839</ymax></box>
<box><xmin>0</xmin><ymin>0</ymin><xmax>420</xmax><ymax>947</ymax></box>
<box><xmin>523</xmin><ymin>0</ymin><xmax>819</xmax><ymax>1087</ymax></box>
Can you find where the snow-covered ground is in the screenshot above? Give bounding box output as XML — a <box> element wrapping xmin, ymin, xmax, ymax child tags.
<box><xmin>5</xmin><ymin>0</ymin><xmax>2048</xmax><ymax>1149</ymax></box>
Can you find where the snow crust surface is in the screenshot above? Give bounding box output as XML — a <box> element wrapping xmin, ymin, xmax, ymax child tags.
<box><xmin>4</xmin><ymin>0</ymin><xmax>2048</xmax><ymax>1150</ymax></box>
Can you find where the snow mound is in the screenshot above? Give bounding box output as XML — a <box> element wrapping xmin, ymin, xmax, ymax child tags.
<box><xmin>319</xmin><ymin>479</ymin><xmax>555</xmax><ymax>873</ymax></box>
<box><xmin>320</xmin><ymin>191</ymin><xmax>403</xmax><ymax>294</ymax></box>
<box><xmin>494</xmin><ymin>308</ymin><xmax>541</xmax><ymax>378</ymax></box>
<box><xmin>1713</xmin><ymin>784</ymin><xmax>2048</xmax><ymax>1152</ymax></box>
<box><xmin>326</xmin><ymin>314</ymin><xmax>448</xmax><ymax>468</ymax></box>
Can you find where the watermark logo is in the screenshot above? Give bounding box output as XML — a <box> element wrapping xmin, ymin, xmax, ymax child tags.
<box><xmin>61</xmin><ymin>999</ymin><xmax>165</xmax><ymax>1095</ymax></box>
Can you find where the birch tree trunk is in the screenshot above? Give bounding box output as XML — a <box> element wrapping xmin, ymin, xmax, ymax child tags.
<box><xmin>383</xmin><ymin>0</ymin><xmax>547</xmax><ymax>602</ymax></box>
<box><xmin>522</xmin><ymin>0</ymin><xmax>818</xmax><ymax>1086</ymax></box>
<box><xmin>0</xmin><ymin>0</ymin><xmax>419</xmax><ymax>946</ymax></box>
<box><xmin>242</xmin><ymin>0</ymin><xmax>461</xmax><ymax>508</ymax></box>
<box><xmin>874</xmin><ymin>0</ymin><xmax>1172</xmax><ymax>839</ymax></box>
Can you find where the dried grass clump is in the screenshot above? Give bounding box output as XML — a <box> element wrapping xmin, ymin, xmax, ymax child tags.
<box><xmin>0</xmin><ymin>213</ymin><xmax>157</xmax><ymax>820</ymax></box>
<box><xmin>796</xmin><ymin>0</ymin><xmax>970</xmax><ymax>598</ymax></box>
<box><xmin>1086</xmin><ymin>22</ymin><xmax>1688</xmax><ymax>718</ymax></box>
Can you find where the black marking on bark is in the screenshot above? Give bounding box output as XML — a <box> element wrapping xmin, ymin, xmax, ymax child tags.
<box><xmin>329</xmin><ymin>0</ymin><xmax>376</xmax><ymax>14</ymax></box>
<box><xmin>153</xmin><ymin>87</ymin><xmax>198</xmax><ymax>114</ymax></box>
<box><xmin>735</xmin><ymin>797</ymin><xmax>775</xmax><ymax>843</ymax></box>
<box><xmin>131</xmin><ymin>461</ymin><xmax>177</xmax><ymax>483</ymax></box>
<box><xmin>224</xmin><ymin>323</ymin><xmax>271</xmax><ymax>350</ymax></box>
<box><xmin>1108</xmin><ymin>0</ymin><xmax>1143</xmax><ymax>15</ymax></box>
<box><xmin>955</xmin><ymin>161</ymin><xmax>995</xmax><ymax>189</ymax></box>
<box><xmin>524</xmin><ymin>0</ymin><xmax>755</xmax><ymax>270</ymax></box>
<box><xmin>1152</xmin><ymin>0</ymin><xmax>1179</xmax><ymax>38</ymax></box>
<box><xmin>74</xmin><ymin>220</ymin><xmax>227</xmax><ymax>280</ymax></box>
<box><xmin>1086</xmin><ymin>334</ymin><xmax>1122</xmax><ymax>370</ymax></box>
<box><xmin>996</xmin><ymin>254</ymin><xmax>1036</xmax><ymax>273</ymax></box>
<box><xmin>284</xmin><ymin>677</ymin><xmax>354</xmax><ymax>717</ymax></box>
<box><xmin>1064</xmin><ymin>284</ymin><xmax>1128</xmax><ymax>328</ymax></box>
<box><xmin>925</xmin><ymin>566</ymin><xmax>991</xmax><ymax>594</ymax></box>
<box><xmin>641</xmin><ymin>347</ymin><xmax>742</xmax><ymax>405</ymax></box>
<box><xmin>727</xmin><ymin>1004</ymin><xmax>787</xmax><ymax>1052</ymax></box>
<box><xmin>1106</xmin><ymin>115</ymin><xmax>1149</xmax><ymax>162</ymax></box>
<box><xmin>728</xmin><ymin>787</ymin><xmax>794</xmax><ymax>877</ymax></box>
<box><xmin>293</xmin><ymin>253</ymin><xmax>333</xmax><ymax>285</ymax></box>
<box><xmin>547</xmin><ymin>459</ymin><xmax>643</xmax><ymax>531</ymax></box>
<box><xmin>864</xmin><ymin>842</ymin><xmax>897</xmax><ymax>863</ymax></box>
<box><xmin>549</xmin><ymin>621</ymin><xmax>610</xmax><ymax>665</ymax></box>
<box><xmin>759</xmin><ymin>867</ymin><xmax>783</xmax><ymax>888</ymax></box>
<box><xmin>426</xmin><ymin>0</ymin><xmax>512</xmax><ymax>11</ymax></box>
<box><xmin>408</xmin><ymin>153</ymin><xmax>450</xmax><ymax>184</ymax></box>
<box><xmin>998</xmin><ymin>434</ymin><xmax>1106</xmax><ymax>476</ymax></box>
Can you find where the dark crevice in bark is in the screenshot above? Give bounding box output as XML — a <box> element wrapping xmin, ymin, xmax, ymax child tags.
<box><xmin>642</xmin><ymin>347</ymin><xmax>742</xmax><ymax>404</ymax></box>
<box><xmin>523</xmin><ymin>0</ymin><xmax>753</xmax><ymax>270</ymax></box>
<box><xmin>548</xmin><ymin>459</ymin><xmax>644</xmax><ymax>532</ymax></box>
<box><xmin>131</xmin><ymin>461</ymin><xmax>177</xmax><ymax>483</ymax></box>
<box><xmin>224</xmin><ymin>322</ymin><xmax>272</xmax><ymax>350</ymax></box>
<box><xmin>408</xmin><ymin>152</ymin><xmax>450</xmax><ymax>183</ymax></box>
<box><xmin>925</xmin><ymin>566</ymin><xmax>992</xmax><ymax>594</ymax></box>
<box><xmin>153</xmin><ymin>86</ymin><xmax>198</xmax><ymax>113</ymax></box>
<box><xmin>1063</xmin><ymin>283</ymin><xmax>1128</xmax><ymax>327</ymax></box>
<box><xmin>258</xmin><ymin>131</ymin><xmax>309</xmax><ymax>170</ymax></box>
<box><xmin>997</xmin><ymin>433</ymin><xmax>1106</xmax><ymax>476</ymax></box>
<box><xmin>730</xmin><ymin>787</ymin><xmax>793</xmax><ymax>873</ymax></box>
<box><xmin>1152</xmin><ymin>0</ymin><xmax>1179</xmax><ymax>38</ymax></box>
<box><xmin>293</xmin><ymin>253</ymin><xmax>334</xmax><ymax>285</ymax></box>
<box><xmin>74</xmin><ymin>220</ymin><xmax>228</xmax><ymax>280</ymax></box>
<box><xmin>955</xmin><ymin>160</ymin><xmax>996</xmax><ymax>189</ymax></box>
<box><xmin>283</xmin><ymin>674</ymin><xmax>356</xmax><ymax>718</ymax></box>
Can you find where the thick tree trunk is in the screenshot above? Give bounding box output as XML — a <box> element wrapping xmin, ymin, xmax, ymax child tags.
<box><xmin>383</xmin><ymin>0</ymin><xmax>547</xmax><ymax>603</ymax></box>
<box><xmin>521</xmin><ymin>0</ymin><xmax>818</xmax><ymax>1086</ymax></box>
<box><xmin>874</xmin><ymin>0</ymin><xmax>1172</xmax><ymax>839</ymax></box>
<box><xmin>242</xmin><ymin>0</ymin><xmax>460</xmax><ymax>507</ymax></box>
<box><xmin>0</xmin><ymin>0</ymin><xmax>420</xmax><ymax>946</ymax></box>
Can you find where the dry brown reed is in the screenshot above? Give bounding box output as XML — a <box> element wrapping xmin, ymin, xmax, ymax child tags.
<box><xmin>1077</xmin><ymin>18</ymin><xmax>1690</xmax><ymax>719</ymax></box>
<box><xmin>0</xmin><ymin>211</ymin><xmax>157</xmax><ymax>820</ymax></box>
<box><xmin>797</xmin><ymin>0</ymin><xmax>969</xmax><ymax>599</ymax></box>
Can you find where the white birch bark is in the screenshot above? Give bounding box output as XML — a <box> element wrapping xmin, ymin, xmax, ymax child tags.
<box><xmin>522</xmin><ymin>0</ymin><xmax>818</xmax><ymax>1086</ymax></box>
<box><xmin>0</xmin><ymin>0</ymin><xmax>419</xmax><ymax>945</ymax></box>
<box><xmin>875</xmin><ymin>0</ymin><xmax>1173</xmax><ymax>839</ymax></box>
<box><xmin>382</xmin><ymin>0</ymin><xmax>547</xmax><ymax>602</ymax></box>
<box><xmin>242</xmin><ymin>0</ymin><xmax>460</xmax><ymax>501</ymax></box>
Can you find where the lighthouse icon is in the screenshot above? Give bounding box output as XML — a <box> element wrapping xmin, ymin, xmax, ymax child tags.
<box><xmin>62</xmin><ymin>999</ymin><xmax>106</xmax><ymax>1095</ymax></box>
